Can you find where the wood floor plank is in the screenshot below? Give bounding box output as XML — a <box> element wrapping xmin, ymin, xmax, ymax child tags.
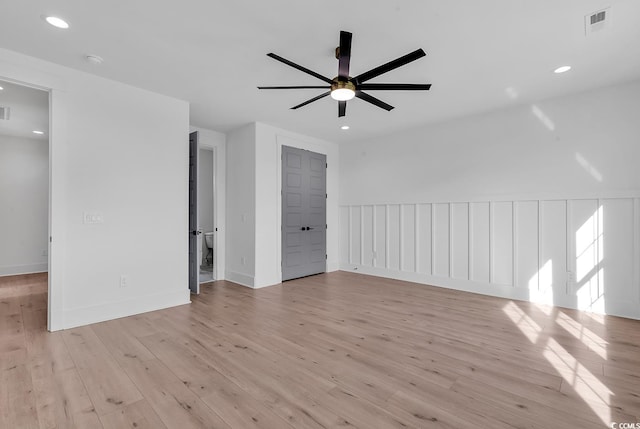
<box><xmin>62</xmin><ymin>326</ymin><xmax>143</xmax><ymax>416</ymax></box>
<box><xmin>200</xmin><ymin>379</ymin><xmax>296</xmax><ymax>429</ymax></box>
<box><xmin>2</xmin><ymin>271</ymin><xmax>640</xmax><ymax>428</ymax></box>
<box><xmin>117</xmin><ymin>358</ymin><xmax>231</xmax><ymax>429</ymax></box>
<box><xmin>91</xmin><ymin>319</ymin><xmax>156</xmax><ymax>366</ymax></box>
<box><xmin>0</xmin><ymin>363</ymin><xmax>39</xmax><ymax>429</ymax></box>
<box><xmin>31</xmin><ymin>367</ymin><xmax>96</xmax><ymax>429</ymax></box>
<box><xmin>99</xmin><ymin>399</ymin><xmax>167</xmax><ymax>429</ymax></box>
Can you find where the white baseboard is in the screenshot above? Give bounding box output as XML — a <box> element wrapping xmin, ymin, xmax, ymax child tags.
<box><xmin>340</xmin><ymin>264</ymin><xmax>640</xmax><ymax>320</ymax></box>
<box><xmin>225</xmin><ymin>270</ymin><xmax>254</xmax><ymax>288</ymax></box>
<box><xmin>327</xmin><ymin>260</ymin><xmax>340</xmax><ymax>272</ymax></box>
<box><xmin>0</xmin><ymin>263</ymin><xmax>48</xmax><ymax>277</ymax></box>
<box><xmin>61</xmin><ymin>289</ymin><xmax>191</xmax><ymax>330</ymax></box>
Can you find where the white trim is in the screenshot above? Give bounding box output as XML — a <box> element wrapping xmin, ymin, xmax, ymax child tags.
<box><xmin>399</xmin><ymin>204</ymin><xmax>404</xmax><ymax>271</ymax></box>
<box><xmin>635</xmin><ymin>198</ymin><xmax>640</xmax><ymax>303</ymax></box>
<box><xmin>0</xmin><ymin>264</ymin><xmax>48</xmax><ymax>277</ymax></box>
<box><xmin>225</xmin><ymin>270</ymin><xmax>255</xmax><ymax>288</ymax></box>
<box><xmin>0</xmin><ymin>67</ymin><xmax>61</xmax><ymax>332</ymax></box>
<box><xmin>62</xmin><ymin>289</ymin><xmax>191</xmax><ymax>330</ymax></box>
<box><xmin>339</xmin><ymin>194</ymin><xmax>640</xmax><ymax>320</ymax></box>
<box><xmin>360</xmin><ymin>205</ymin><xmax>365</xmax><ymax>266</ymax></box>
<box><xmin>414</xmin><ymin>204</ymin><xmax>420</xmax><ymax>273</ymax></box>
<box><xmin>343</xmin><ymin>191</ymin><xmax>640</xmax><ymax>207</ymax></box>
<box><xmin>337</xmin><ymin>264</ymin><xmax>640</xmax><ymax>319</ymax></box>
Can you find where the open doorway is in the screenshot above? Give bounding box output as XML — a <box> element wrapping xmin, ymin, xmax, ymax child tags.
<box><xmin>198</xmin><ymin>147</ymin><xmax>216</xmax><ymax>284</ymax></box>
<box><xmin>0</xmin><ymin>79</ymin><xmax>50</xmax><ymax>310</ymax></box>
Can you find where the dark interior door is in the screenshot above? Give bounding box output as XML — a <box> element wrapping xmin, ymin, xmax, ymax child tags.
<box><xmin>282</xmin><ymin>146</ymin><xmax>327</xmax><ymax>281</ymax></box>
<box><xmin>188</xmin><ymin>132</ymin><xmax>200</xmax><ymax>294</ymax></box>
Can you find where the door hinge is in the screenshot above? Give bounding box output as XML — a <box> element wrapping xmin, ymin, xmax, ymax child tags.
<box><xmin>326</xmin><ymin>193</ymin><xmax>327</xmax><ymax>198</ymax></box>
<box><xmin>325</xmin><ymin>254</ymin><xmax>327</xmax><ymax>260</ymax></box>
<box><xmin>50</xmin><ymin>236</ymin><xmax>52</xmax><ymax>243</ymax></box>
<box><xmin>326</xmin><ymin>163</ymin><xmax>328</xmax><ymax>168</ymax></box>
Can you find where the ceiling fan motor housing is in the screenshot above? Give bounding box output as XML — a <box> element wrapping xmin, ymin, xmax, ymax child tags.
<box><xmin>331</xmin><ymin>79</ymin><xmax>355</xmax><ymax>91</ymax></box>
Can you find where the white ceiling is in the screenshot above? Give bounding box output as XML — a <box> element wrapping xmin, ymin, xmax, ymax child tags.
<box><xmin>0</xmin><ymin>80</ymin><xmax>48</xmax><ymax>141</ymax></box>
<box><xmin>1</xmin><ymin>0</ymin><xmax>639</xmax><ymax>143</ymax></box>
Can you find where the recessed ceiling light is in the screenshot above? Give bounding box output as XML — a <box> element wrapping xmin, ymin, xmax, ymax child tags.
<box><xmin>45</xmin><ymin>16</ymin><xmax>69</xmax><ymax>29</ymax></box>
<box><xmin>0</xmin><ymin>86</ymin><xmax>3</xmax><ymax>91</ymax></box>
<box><xmin>33</xmin><ymin>130</ymin><xmax>45</xmax><ymax>135</ymax></box>
<box><xmin>554</xmin><ymin>65</ymin><xmax>572</xmax><ymax>74</ymax></box>
<box><xmin>341</xmin><ymin>125</ymin><xmax>350</xmax><ymax>130</ymax></box>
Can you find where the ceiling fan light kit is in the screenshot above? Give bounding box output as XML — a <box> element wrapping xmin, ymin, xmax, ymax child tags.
<box><xmin>258</xmin><ymin>31</ymin><xmax>431</xmax><ymax>117</ymax></box>
<box><xmin>330</xmin><ymin>80</ymin><xmax>356</xmax><ymax>101</ymax></box>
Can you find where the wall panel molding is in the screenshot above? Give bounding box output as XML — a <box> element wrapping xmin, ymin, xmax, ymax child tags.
<box><xmin>340</xmin><ymin>196</ymin><xmax>640</xmax><ymax>320</ymax></box>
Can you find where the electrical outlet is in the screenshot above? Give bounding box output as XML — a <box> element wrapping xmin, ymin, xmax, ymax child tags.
<box><xmin>120</xmin><ymin>274</ymin><xmax>129</xmax><ymax>288</ymax></box>
<box><xmin>241</xmin><ymin>257</ymin><xmax>246</xmax><ymax>266</ymax></box>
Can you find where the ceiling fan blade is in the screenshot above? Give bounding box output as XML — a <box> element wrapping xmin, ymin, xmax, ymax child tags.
<box><xmin>291</xmin><ymin>91</ymin><xmax>331</xmax><ymax>110</ymax></box>
<box><xmin>338</xmin><ymin>101</ymin><xmax>346</xmax><ymax>117</ymax></box>
<box><xmin>355</xmin><ymin>91</ymin><xmax>394</xmax><ymax>111</ymax></box>
<box><xmin>358</xmin><ymin>83</ymin><xmax>431</xmax><ymax>91</ymax></box>
<box><xmin>257</xmin><ymin>86</ymin><xmax>331</xmax><ymax>89</ymax></box>
<box><xmin>353</xmin><ymin>49</ymin><xmax>426</xmax><ymax>84</ymax></box>
<box><xmin>338</xmin><ymin>31</ymin><xmax>352</xmax><ymax>80</ymax></box>
<box><xmin>267</xmin><ymin>53</ymin><xmax>333</xmax><ymax>84</ymax></box>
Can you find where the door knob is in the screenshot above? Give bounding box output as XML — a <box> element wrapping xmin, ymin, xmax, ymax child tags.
<box><xmin>192</xmin><ymin>230</ymin><xmax>202</xmax><ymax>236</ymax></box>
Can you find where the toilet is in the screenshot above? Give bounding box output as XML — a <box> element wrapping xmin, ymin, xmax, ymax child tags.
<box><xmin>204</xmin><ymin>232</ymin><xmax>214</xmax><ymax>265</ymax></box>
<box><xmin>204</xmin><ymin>232</ymin><xmax>214</xmax><ymax>249</ymax></box>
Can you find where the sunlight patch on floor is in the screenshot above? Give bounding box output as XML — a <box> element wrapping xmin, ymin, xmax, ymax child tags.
<box><xmin>555</xmin><ymin>311</ymin><xmax>607</xmax><ymax>360</ymax></box>
<box><xmin>502</xmin><ymin>301</ymin><xmax>542</xmax><ymax>344</ymax></box>
<box><xmin>543</xmin><ymin>338</ymin><xmax>611</xmax><ymax>425</ymax></box>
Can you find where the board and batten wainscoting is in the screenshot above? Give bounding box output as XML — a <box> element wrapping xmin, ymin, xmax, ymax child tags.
<box><xmin>339</xmin><ymin>197</ymin><xmax>640</xmax><ymax>320</ymax></box>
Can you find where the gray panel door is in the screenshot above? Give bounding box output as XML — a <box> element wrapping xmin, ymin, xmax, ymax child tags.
<box><xmin>188</xmin><ymin>132</ymin><xmax>200</xmax><ymax>294</ymax></box>
<box><xmin>282</xmin><ymin>146</ymin><xmax>326</xmax><ymax>281</ymax></box>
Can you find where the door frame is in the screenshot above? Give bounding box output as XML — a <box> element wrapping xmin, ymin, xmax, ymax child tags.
<box><xmin>276</xmin><ymin>134</ymin><xmax>330</xmax><ymax>282</ymax></box>
<box><xmin>188</xmin><ymin>132</ymin><xmax>200</xmax><ymax>294</ymax></box>
<box><xmin>0</xmin><ymin>72</ymin><xmax>63</xmax><ymax>331</ymax></box>
<box><xmin>197</xmin><ymin>140</ymin><xmax>219</xmax><ymax>280</ymax></box>
<box><xmin>197</xmin><ymin>146</ymin><xmax>217</xmax><ymax>282</ymax></box>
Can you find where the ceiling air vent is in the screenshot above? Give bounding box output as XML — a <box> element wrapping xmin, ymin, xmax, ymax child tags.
<box><xmin>0</xmin><ymin>106</ymin><xmax>10</xmax><ymax>120</ymax></box>
<box><xmin>585</xmin><ymin>7</ymin><xmax>610</xmax><ymax>36</ymax></box>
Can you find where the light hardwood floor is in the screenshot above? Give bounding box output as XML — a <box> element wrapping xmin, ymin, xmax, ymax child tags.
<box><xmin>1</xmin><ymin>271</ymin><xmax>639</xmax><ymax>428</ymax></box>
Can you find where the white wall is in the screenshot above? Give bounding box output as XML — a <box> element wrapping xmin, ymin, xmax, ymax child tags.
<box><xmin>191</xmin><ymin>125</ymin><xmax>226</xmax><ymax>279</ymax></box>
<box><xmin>0</xmin><ymin>48</ymin><xmax>191</xmax><ymax>330</ymax></box>
<box><xmin>225</xmin><ymin>122</ymin><xmax>340</xmax><ymax>288</ymax></box>
<box><xmin>0</xmin><ymin>135</ymin><xmax>48</xmax><ymax>276</ymax></box>
<box><xmin>339</xmin><ymin>80</ymin><xmax>640</xmax><ymax>320</ymax></box>
<box><xmin>225</xmin><ymin>123</ymin><xmax>256</xmax><ymax>286</ymax></box>
<box><xmin>254</xmin><ymin>122</ymin><xmax>340</xmax><ymax>288</ymax></box>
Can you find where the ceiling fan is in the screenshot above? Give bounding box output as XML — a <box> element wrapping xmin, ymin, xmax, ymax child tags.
<box><xmin>258</xmin><ymin>31</ymin><xmax>432</xmax><ymax>117</ymax></box>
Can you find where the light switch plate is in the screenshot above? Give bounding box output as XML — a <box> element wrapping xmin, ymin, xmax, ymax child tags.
<box><xmin>83</xmin><ymin>212</ymin><xmax>104</xmax><ymax>224</ymax></box>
